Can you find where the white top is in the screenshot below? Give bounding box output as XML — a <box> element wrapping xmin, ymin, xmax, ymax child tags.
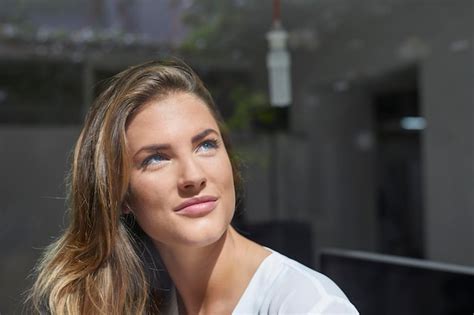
<box><xmin>165</xmin><ymin>249</ymin><xmax>359</xmax><ymax>314</ymax></box>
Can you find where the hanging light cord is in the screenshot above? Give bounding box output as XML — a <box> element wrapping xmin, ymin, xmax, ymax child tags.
<box><xmin>272</xmin><ymin>0</ymin><xmax>281</xmax><ymax>27</ymax></box>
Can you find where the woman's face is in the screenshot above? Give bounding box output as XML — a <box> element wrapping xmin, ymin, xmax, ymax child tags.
<box><xmin>126</xmin><ymin>92</ymin><xmax>235</xmax><ymax>250</ymax></box>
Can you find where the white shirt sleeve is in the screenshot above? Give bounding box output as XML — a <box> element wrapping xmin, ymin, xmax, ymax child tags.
<box><xmin>233</xmin><ymin>250</ymin><xmax>359</xmax><ymax>315</ymax></box>
<box><xmin>266</xmin><ymin>267</ymin><xmax>359</xmax><ymax>314</ymax></box>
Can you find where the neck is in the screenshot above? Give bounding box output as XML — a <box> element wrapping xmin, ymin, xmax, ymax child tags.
<box><xmin>156</xmin><ymin>227</ymin><xmax>250</xmax><ymax>314</ymax></box>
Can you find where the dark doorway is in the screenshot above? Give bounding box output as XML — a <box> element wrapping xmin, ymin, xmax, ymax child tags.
<box><xmin>372</xmin><ymin>66</ymin><xmax>424</xmax><ymax>259</ymax></box>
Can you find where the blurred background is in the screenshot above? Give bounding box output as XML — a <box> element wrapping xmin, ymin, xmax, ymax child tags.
<box><xmin>0</xmin><ymin>0</ymin><xmax>472</xmax><ymax>314</ymax></box>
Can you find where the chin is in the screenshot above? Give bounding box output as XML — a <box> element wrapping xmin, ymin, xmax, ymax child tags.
<box><xmin>179</xmin><ymin>201</ymin><xmax>235</xmax><ymax>245</ymax></box>
<box><xmin>178</xmin><ymin>220</ymin><xmax>230</xmax><ymax>248</ymax></box>
<box><xmin>148</xmin><ymin>203</ymin><xmax>235</xmax><ymax>250</ymax></box>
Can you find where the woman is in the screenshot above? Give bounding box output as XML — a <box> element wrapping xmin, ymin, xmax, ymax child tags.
<box><xmin>28</xmin><ymin>59</ymin><xmax>358</xmax><ymax>314</ymax></box>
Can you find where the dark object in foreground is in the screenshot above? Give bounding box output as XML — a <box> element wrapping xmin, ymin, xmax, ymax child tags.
<box><xmin>321</xmin><ymin>249</ymin><xmax>474</xmax><ymax>315</ymax></box>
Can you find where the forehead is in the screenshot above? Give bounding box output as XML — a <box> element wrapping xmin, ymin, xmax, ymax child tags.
<box><xmin>126</xmin><ymin>92</ymin><xmax>219</xmax><ymax>145</ymax></box>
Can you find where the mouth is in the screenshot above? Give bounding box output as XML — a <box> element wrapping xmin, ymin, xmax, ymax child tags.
<box><xmin>174</xmin><ymin>195</ymin><xmax>218</xmax><ymax>218</ymax></box>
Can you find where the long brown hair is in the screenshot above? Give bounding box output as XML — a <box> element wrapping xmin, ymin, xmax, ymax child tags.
<box><xmin>27</xmin><ymin>59</ymin><xmax>241</xmax><ymax>314</ymax></box>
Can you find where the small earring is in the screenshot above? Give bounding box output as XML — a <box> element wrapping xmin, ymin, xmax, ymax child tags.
<box><xmin>122</xmin><ymin>202</ymin><xmax>133</xmax><ymax>215</ymax></box>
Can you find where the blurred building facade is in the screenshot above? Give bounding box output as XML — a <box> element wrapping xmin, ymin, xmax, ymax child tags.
<box><xmin>0</xmin><ymin>0</ymin><xmax>472</xmax><ymax>313</ymax></box>
<box><xmin>288</xmin><ymin>0</ymin><xmax>473</xmax><ymax>267</ymax></box>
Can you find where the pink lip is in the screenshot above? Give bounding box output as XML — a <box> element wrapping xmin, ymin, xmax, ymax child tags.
<box><xmin>174</xmin><ymin>196</ymin><xmax>218</xmax><ymax>218</ymax></box>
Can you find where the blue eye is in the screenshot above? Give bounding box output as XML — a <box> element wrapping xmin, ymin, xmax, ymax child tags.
<box><xmin>198</xmin><ymin>139</ymin><xmax>219</xmax><ymax>152</ymax></box>
<box><xmin>142</xmin><ymin>153</ymin><xmax>167</xmax><ymax>167</ymax></box>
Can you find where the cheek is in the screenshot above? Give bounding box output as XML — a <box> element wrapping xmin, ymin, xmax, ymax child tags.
<box><xmin>128</xmin><ymin>174</ymin><xmax>169</xmax><ymax>212</ymax></box>
<box><xmin>127</xmin><ymin>175</ymin><xmax>174</xmax><ymax>240</ymax></box>
<box><xmin>215</xmin><ymin>155</ymin><xmax>236</xmax><ymax>201</ymax></box>
<box><xmin>224</xmin><ymin>154</ymin><xmax>236</xmax><ymax>189</ymax></box>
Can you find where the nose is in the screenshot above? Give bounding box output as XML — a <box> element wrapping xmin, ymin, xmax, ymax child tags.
<box><xmin>177</xmin><ymin>157</ymin><xmax>207</xmax><ymax>193</ymax></box>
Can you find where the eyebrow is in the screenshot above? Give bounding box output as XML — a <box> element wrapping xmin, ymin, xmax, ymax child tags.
<box><xmin>191</xmin><ymin>128</ymin><xmax>219</xmax><ymax>144</ymax></box>
<box><xmin>133</xmin><ymin>128</ymin><xmax>219</xmax><ymax>160</ymax></box>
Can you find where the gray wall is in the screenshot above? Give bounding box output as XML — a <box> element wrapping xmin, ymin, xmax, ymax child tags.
<box><xmin>233</xmin><ymin>0</ymin><xmax>473</xmax><ymax>267</ymax></box>
<box><xmin>287</xmin><ymin>0</ymin><xmax>473</xmax><ymax>266</ymax></box>
<box><xmin>303</xmin><ymin>89</ymin><xmax>377</xmax><ymax>256</ymax></box>
<box><xmin>0</xmin><ymin>127</ymin><xmax>80</xmax><ymax>314</ymax></box>
<box><xmin>239</xmin><ymin>87</ymin><xmax>377</xmax><ymax>264</ymax></box>
<box><xmin>420</xmin><ymin>45</ymin><xmax>474</xmax><ymax>265</ymax></box>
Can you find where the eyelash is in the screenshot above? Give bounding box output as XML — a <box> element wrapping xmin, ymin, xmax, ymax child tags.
<box><xmin>197</xmin><ymin>138</ymin><xmax>220</xmax><ymax>152</ymax></box>
<box><xmin>141</xmin><ymin>138</ymin><xmax>220</xmax><ymax>168</ymax></box>
<box><xmin>141</xmin><ymin>152</ymin><xmax>168</xmax><ymax>168</ymax></box>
